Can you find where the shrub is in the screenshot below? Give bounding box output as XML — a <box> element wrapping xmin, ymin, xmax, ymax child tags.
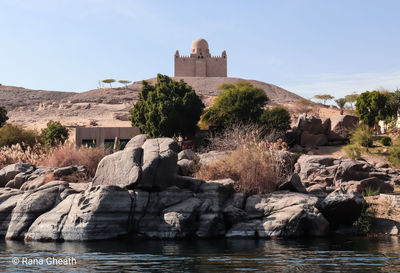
<box><xmin>41</xmin><ymin>120</ymin><xmax>69</xmax><ymax>147</ymax></box>
<box><xmin>0</xmin><ymin>124</ymin><xmax>40</xmax><ymax>147</ymax></box>
<box><xmin>342</xmin><ymin>144</ymin><xmax>362</xmax><ymax>159</ymax></box>
<box><xmin>350</xmin><ymin>124</ymin><xmax>373</xmax><ymax>147</ymax></box>
<box><xmin>130</xmin><ymin>74</ymin><xmax>204</xmax><ymax>138</ymax></box>
<box><xmin>259</xmin><ymin>106</ymin><xmax>291</xmax><ymax>136</ymax></box>
<box><xmin>388</xmin><ymin>144</ymin><xmax>400</xmax><ymax>168</ymax></box>
<box><xmin>39</xmin><ymin>143</ymin><xmax>108</xmax><ymax>177</ymax></box>
<box><xmin>200</xmin><ymin>82</ymin><xmax>268</xmax><ymax>128</ymax></box>
<box><xmin>353</xmin><ymin>205</ymin><xmax>375</xmax><ymax>234</ymax></box>
<box><xmin>362</xmin><ymin>187</ymin><xmax>380</xmax><ymax>197</ymax></box>
<box><xmin>381</xmin><ymin>136</ymin><xmax>392</xmax><ymax>146</ymax></box>
<box><xmin>0</xmin><ymin>106</ymin><xmax>8</xmax><ymax>128</ymax></box>
<box><xmin>195</xmin><ymin>146</ymin><xmax>282</xmax><ymax>194</ymax></box>
<box><xmin>195</xmin><ymin>125</ymin><xmax>285</xmax><ymax>194</ymax></box>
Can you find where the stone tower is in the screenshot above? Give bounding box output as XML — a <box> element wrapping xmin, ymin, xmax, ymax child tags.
<box><xmin>174</xmin><ymin>38</ymin><xmax>227</xmax><ymax>77</ymax></box>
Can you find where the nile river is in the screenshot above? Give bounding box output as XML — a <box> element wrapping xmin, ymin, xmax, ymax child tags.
<box><xmin>0</xmin><ymin>237</ymin><xmax>399</xmax><ymax>272</ymax></box>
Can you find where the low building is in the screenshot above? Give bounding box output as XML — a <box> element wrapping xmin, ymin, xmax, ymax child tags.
<box><xmin>68</xmin><ymin>126</ymin><xmax>140</xmax><ymax>149</ymax></box>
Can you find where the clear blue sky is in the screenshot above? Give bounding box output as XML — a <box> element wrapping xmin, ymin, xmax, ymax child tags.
<box><xmin>1</xmin><ymin>0</ymin><xmax>400</xmax><ymax>99</ymax></box>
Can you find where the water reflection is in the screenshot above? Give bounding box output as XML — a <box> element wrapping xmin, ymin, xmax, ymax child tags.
<box><xmin>0</xmin><ymin>237</ymin><xmax>399</xmax><ymax>272</ymax></box>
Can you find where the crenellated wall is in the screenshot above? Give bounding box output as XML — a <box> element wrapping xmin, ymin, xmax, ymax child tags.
<box><xmin>174</xmin><ymin>39</ymin><xmax>227</xmax><ymax>77</ymax></box>
<box><xmin>174</xmin><ymin>55</ymin><xmax>227</xmax><ymax>77</ymax></box>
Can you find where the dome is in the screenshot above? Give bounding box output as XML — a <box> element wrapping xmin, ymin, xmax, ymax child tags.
<box><xmin>191</xmin><ymin>38</ymin><xmax>209</xmax><ymax>55</ymax></box>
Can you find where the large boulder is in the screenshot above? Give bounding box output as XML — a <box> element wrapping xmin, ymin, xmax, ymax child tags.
<box><xmin>343</xmin><ymin>177</ymin><xmax>394</xmax><ymax>194</ymax></box>
<box><xmin>296</xmin><ymin>114</ymin><xmax>327</xmax><ymax>135</ymax></box>
<box><xmin>228</xmin><ymin>192</ymin><xmax>329</xmax><ymax>238</ymax></box>
<box><xmin>198</xmin><ymin>151</ymin><xmax>229</xmax><ymax>166</ymax></box>
<box><xmin>25</xmin><ymin>185</ymin><xmax>133</xmax><ymax>241</ymax></box>
<box><xmin>278</xmin><ymin>173</ymin><xmax>307</xmax><ymax>193</ymax></box>
<box><xmin>139</xmin><ymin>138</ymin><xmax>180</xmax><ymax>191</ymax></box>
<box><xmin>5</xmin><ymin>181</ymin><xmax>68</xmax><ymax>240</ymax></box>
<box><xmin>300</xmin><ymin>131</ymin><xmax>328</xmax><ymax>146</ymax></box>
<box><xmin>124</xmin><ymin>134</ymin><xmax>149</xmax><ymax>149</ymax></box>
<box><xmin>0</xmin><ymin>188</ymin><xmax>22</xmax><ymax>236</ymax></box>
<box><xmin>334</xmin><ymin>160</ymin><xmax>377</xmax><ymax>184</ymax></box>
<box><xmin>92</xmin><ymin>147</ymin><xmax>142</xmax><ymax>188</ymax></box>
<box><xmin>177</xmin><ymin>159</ymin><xmax>196</xmax><ymax>176</ymax></box>
<box><xmin>318</xmin><ymin>190</ymin><xmax>365</xmax><ymax>227</ymax></box>
<box><xmin>0</xmin><ymin>164</ymin><xmax>35</xmax><ymax>187</ymax></box>
<box><xmin>328</xmin><ymin>115</ymin><xmax>359</xmax><ymax>141</ymax></box>
<box><xmin>297</xmin><ymin>155</ymin><xmax>339</xmax><ymax>186</ymax></box>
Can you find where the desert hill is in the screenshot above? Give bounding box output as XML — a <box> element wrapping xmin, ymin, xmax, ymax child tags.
<box><xmin>4</xmin><ymin>77</ymin><xmax>305</xmax><ymax>129</ymax></box>
<box><xmin>0</xmin><ymin>85</ymin><xmax>75</xmax><ymax>110</ymax></box>
<box><xmin>66</xmin><ymin>77</ymin><xmax>302</xmax><ymax>105</ymax></box>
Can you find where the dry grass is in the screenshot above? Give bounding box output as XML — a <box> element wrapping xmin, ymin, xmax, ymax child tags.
<box><xmin>0</xmin><ymin>143</ymin><xmax>43</xmax><ymax>169</ymax></box>
<box><xmin>196</xmin><ymin>125</ymin><xmax>286</xmax><ymax>194</ymax></box>
<box><xmin>39</xmin><ymin>143</ymin><xmax>108</xmax><ymax>177</ymax></box>
<box><xmin>0</xmin><ymin>142</ymin><xmax>108</xmax><ymax>177</ymax></box>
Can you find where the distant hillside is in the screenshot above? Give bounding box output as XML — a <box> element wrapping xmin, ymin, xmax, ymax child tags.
<box><xmin>4</xmin><ymin>77</ymin><xmax>304</xmax><ymax>129</ymax></box>
<box><xmin>0</xmin><ymin>85</ymin><xmax>75</xmax><ymax>110</ymax></box>
<box><xmin>67</xmin><ymin>77</ymin><xmax>302</xmax><ymax>104</ymax></box>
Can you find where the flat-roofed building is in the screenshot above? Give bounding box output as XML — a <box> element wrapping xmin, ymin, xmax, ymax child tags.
<box><xmin>68</xmin><ymin>126</ymin><xmax>140</xmax><ymax>149</ymax></box>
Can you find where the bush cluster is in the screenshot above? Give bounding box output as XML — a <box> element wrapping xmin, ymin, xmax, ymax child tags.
<box><xmin>195</xmin><ymin>125</ymin><xmax>286</xmax><ymax>194</ymax></box>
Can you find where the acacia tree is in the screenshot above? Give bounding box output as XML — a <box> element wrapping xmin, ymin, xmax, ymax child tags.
<box><xmin>118</xmin><ymin>80</ymin><xmax>132</xmax><ymax>87</ymax></box>
<box><xmin>102</xmin><ymin>79</ymin><xmax>116</xmax><ymax>88</ymax></box>
<box><xmin>355</xmin><ymin>91</ymin><xmax>390</xmax><ymax>127</ymax></box>
<box><xmin>345</xmin><ymin>93</ymin><xmax>359</xmax><ymax>109</ymax></box>
<box><xmin>130</xmin><ymin>74</ymin><xmax>205</xmax><ymax>138</ymax></box>
<box><xmin>0</xmin><ymin>106</ymin><xmax>8</xmax><ymax>128</ymax></box>
<box><xmin>313</xmin><ymin>94</ymin><xmax>334</xmax><ymax>105</ymax></box>
<box><xmin>334</xmin><ymin>98</ymin><xmax>346</xmax><ymax>115</ymax></box>
<box><xmin>201</xmin><ymin>82</ymin><xmax>269</xmax><ymax>127</ymax></box>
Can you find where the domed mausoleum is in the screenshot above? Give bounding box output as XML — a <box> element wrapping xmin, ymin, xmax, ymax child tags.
<box><xmin>174</xmin><ymin>38</ymin><xmax>227</xmax><ymax>77</ymax></box>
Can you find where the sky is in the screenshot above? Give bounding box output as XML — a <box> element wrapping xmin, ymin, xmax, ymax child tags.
<box><xmin>1</xmin><ymin>0</ymin><xmax>400</xmax><ymax>99</ymax></box>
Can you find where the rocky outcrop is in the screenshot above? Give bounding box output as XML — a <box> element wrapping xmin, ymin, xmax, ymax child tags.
<box><xmin>5</xmin><ymin>181</ymin><xmax>68</xmax><ymax>240</ymax></box>
<box><xmin>177</xmin><ymin>149</ymin><xmax>199</xmax><ymax>176</ymax></box>
<box><xmin>25</xmin><ymin>185</ymin><xmax>133</xmax><ymax>241</ymax></box>
<box><xmin>227</xmin><ymin>192</ymin><xmax>329</xmax><ymax>238</ymax></box>
<box><xmin>5</xmin><ymin>136</ymin><xmax>394</xmax><ymax>242</ymax></box>
<box><xmin>318</xmin><ymin>190</ymin><xmax>365</xmax><ymax>227</ymax></box>
<box><xmin>93</xmin><ymin>137</ymin><xmax>180</xmax><ymax>191</ymax></box>
<box><xmin>0</xmin><ymin>164</ymin><xmax>35</xmax><ymax>188</ymax></box>
<box><xmin>329</xmin><ymin>115</ymin><xmax>359</xmax><ymax>141</ymax></box>
<box><xmin>296</xmin><ymin>155</ymin><xmax>398</xmax><ymax>191</ymax></box>
<box><xmin>293</xmin><ymin>114</ymin><xmax>359</xmax><ymax>146</ymax></box>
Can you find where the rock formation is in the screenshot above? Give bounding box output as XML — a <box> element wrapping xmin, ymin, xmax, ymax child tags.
<box><xmin>0</xmin><ymin>137</ymin><xmax>399</xmax><ymax>241</ymax></box>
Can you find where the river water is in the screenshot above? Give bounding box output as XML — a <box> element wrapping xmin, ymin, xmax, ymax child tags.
<box><xmin>0</xmin><ymin>237</ymin><xmax>399</xmax><ymax>272</ymax></box>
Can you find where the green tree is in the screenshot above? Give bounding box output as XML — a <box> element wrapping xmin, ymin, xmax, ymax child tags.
<box><xmin>259</xmin><ymin>106</ymin><xmax>291</xmax><ymax>135</ymax></box>
<box><xmin>345</xmin><ymin>93</ymin><xmax>359</xmax><ymax>108</ymax></box>
<box><xmin>314</xmin><ymin>94</ymin><xmax>334</xmax><ymax>105</ymax></box>
<box><xmin>102</xmin><ymin>79</ymin><xmax>116</xmax><ymax>88</ymax></box>
<box><xmin>0</xmin><ymin>124</ymin><xmax>39</xmax><ymax>147</ymax></box>
<box><xmin>129</xmin><ymin>74</ymin><xmax>205</xmax><ymax>138</ymax></box>
<box><xmin>201</xmin><ymin>82</ymin><xmax>269</xmax><ymax>127</ymax></box>
<box><xmin>386</xmin><ymin>89</ymin><xmax>400</xmax><ymax>121</ymax></box>
<box><xmin>0</xmin><ymin>106</ymin><xmax>8</xmax><ymax>128</ymax></box>
<box><xmin>41</xmin><ymin>120</ymin><xmax>69</xmax><ymax>147</ymax></box>
<box><xmin>118</xmin><ymin>80</ymin><xmax>132</xmax><ymax>87</ymax></box>
<box><xmin>335</xmin><ymin>98</ymin><xmax>347</xmax><ymax>115</ymax></box>
<box><xmin>355</xmin><ymin>91</ymin><xmax>390</xmax><ymax>127</ymax></box>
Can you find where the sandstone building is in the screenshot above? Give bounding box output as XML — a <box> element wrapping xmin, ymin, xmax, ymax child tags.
<box><xmin>174</xmin><ymin>38</ymin><xmax>227</xmax><ymax>77</ymax></box>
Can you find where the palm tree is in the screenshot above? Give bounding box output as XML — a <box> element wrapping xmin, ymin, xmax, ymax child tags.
<box><xmin>335</xmin><ymin>98</ymin><xmax>346</xmax><ymax>115</ymax></box>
